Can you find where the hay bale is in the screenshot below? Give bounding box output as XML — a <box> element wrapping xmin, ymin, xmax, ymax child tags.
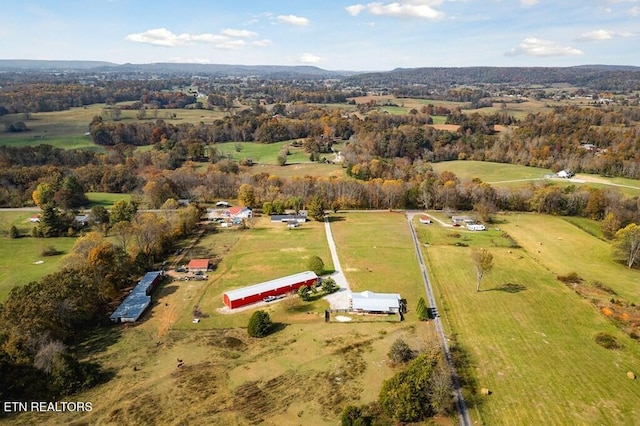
<box><xmin>627</xmin><ymin>371</ymin><xmax>636</xmax><ymax>380</ymax></box>
<box><xmin>481</xmin><ymin>388</ymin><xmax>491</xmax><ymax>395</ymax></box>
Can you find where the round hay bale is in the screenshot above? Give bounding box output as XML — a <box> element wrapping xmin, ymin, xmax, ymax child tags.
<box><xmin>480</xmin><ymin>387</ymin><xmax>491</xmax><ymax>395</ymax></box>
<box><xmin>627</xmin><ymin>371</ymin><xmax>636</xmax><ymax>380</ymax></box>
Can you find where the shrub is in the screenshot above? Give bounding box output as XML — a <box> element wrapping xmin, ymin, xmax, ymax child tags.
<box><xmin>247</xmin><ymin>310</ymin><xmax>272</xmax><ymax>338</ymax></box>
<box><xmin>557</xmin><ymin>272</ymin><xmax>581</xmax><ymax>284</ymax></box>
<box><xmin>9</xmin><ymin>225</ymin><xmax>20</xmax><ymax>239</ymax></box>
<box><xmin>594</xmin><ymin>332</ymin><xmax>622</xmax><ymax>350</ymax></box>
<box><xmin>321</xmin><ymin>277</ymin><xmax>339</xmax><ymax>294</ymax></box>
<box><xmin>41</xmin><ymin>245</ymin><xmax>62</xmax><ymax>256</ymax></box>
<box><xmin>416</xmin><ymin>297</ymin><xmax>429</xmax><ymax>321</ymax></box>
<box><xmin>307</xmin><ymin>255</ymin><xmax>324</xmax><ymax>275</ymax></box>
<box><xmin>388</xmin><ymin>339</ymin><xmax>415</xmax><ymax>364</ymax></box>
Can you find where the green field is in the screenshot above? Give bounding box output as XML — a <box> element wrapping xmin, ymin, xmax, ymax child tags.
<box><xmin>0</xmin><ymin>104</ymin><xmax>230</xmax><ymax>150</ymax></box>
<box><xmin>419</xmin><ymin>214</ymin><xmax>640</xmax><ymax>424</ymax></box>
<box><xmin>430</xmin><ymin>160</ymin><xmax>640</xmax><ymax>196</ymax></box>
<box><xmin>11</xmin><ymin>212</ymin><xmax>444</xmax><ymax>425</ymax></box>
<box><xmin>85</xmin><ymin>192</ymin><xmax>132</xmax><ymax>208</ymax></box>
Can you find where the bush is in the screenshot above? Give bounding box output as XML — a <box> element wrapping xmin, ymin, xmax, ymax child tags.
<box><xmin>388</xmin><ymin>339</ymin><xmax>415</xmax><ymax>364</ymax></box>
<box><xmin>594</xmin><ymin>332</ymin><xmax>622</xmax><ymax>350</ymax></box>
<box><xmin>41</xmin><ymin>245</ymin><xmax>62</xmax><ymax>256</ymax></box>
<box><xmin>9</xmin><ymin>225</ymin><xmax>20</xmax><ymax>239</ymax></box>
<box><xmin>416</xmin><ymin>297</ymin><xmax>429</xmax><ymax>321</ymax></box>
<box><xmin>307</xmin><ymin>255</ymin><xmax>324</xmax><ymax>275</ymax></box>
<box><xmin>557</xmin><ymin>272</ymin><xmax>582</xmax><ymax>284</ymax></box>
<box><xmin>321</xmin><ymin>277</ymin><xmax>339</xmax><ymax>294</ymax></box>
<box><xmin>247</xmin><ymin>310</ymin><xmax>272</xmax><ymax>338</ymax></box>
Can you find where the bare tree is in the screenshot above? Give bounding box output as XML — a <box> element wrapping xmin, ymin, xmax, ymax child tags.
<box><xmin>472</xmin><ymin>248</ymin><xmax>494</xmax><ymax>292</ymax></box>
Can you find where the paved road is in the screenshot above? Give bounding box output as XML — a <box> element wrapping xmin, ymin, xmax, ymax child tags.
<box><xmin>406</xmin><ymin>212</ymin><xmax>472</xmax><ymax>426</ymax></box>
<box><xmin>322</xmin><ymin>216</ymin><xmax>352</xmax><ymax>309</ymax></box>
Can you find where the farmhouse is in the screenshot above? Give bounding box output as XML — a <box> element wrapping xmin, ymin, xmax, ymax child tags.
<box><xmin>109</xmin><ymin>271</ymin><xmax>164</xmax><ymax>323</ymax></box>
<box><xmin>451</xmin><ymin>215</ymin><xmax>472</xmax><ymax>225</ymax></box>
<box><xmin>188</xmin><ymin>258</ymin><xmax>210</xmax><ymax>273</ymax></box>
<box><xmin>223</xmin><ymin>271</ymin><xmax>318</xmax><ymax>309</ymax></box>
<box><xmin>556</xmin><ymin>169</ymin><xmax>574</xmax><ymax>179</ymax></box>
<box><xmin>350</xmin><ymin>291</ymin><xmax>402</xmax><ymax>314</ymax></box>
<box><xmin>419</xmin><ymin>215</ymin><xmax>431</xmax><ymax>224</ymax></box>
<box><xmin>29</xmin><ymin>215</ymin><xmax>40</xmax><ymax>223</ymax></box>
<box><xmin>228</xmin><ymin>206</ymin><xmax>253</xmax><ymax>219</ymax></box>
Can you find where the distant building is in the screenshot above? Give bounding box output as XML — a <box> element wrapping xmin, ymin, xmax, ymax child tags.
<box><xmin>556</xmin><ymin>169</ymin><xmax>574</xmax><ymax>179</ymax></box>
<box><xmin>228</xmin><ymin>206</ymin><xmax>253</xmax><ymax>219</ymax></box>
<box><xmin>270</xmin><ymin>214</ymin><xmax>307</xmax><ymax>223</ymax></box>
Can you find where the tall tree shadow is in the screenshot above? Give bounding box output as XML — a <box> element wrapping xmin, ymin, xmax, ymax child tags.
<box><xmin>490</xmin><ymin>282</ymin><xmax>527</xmax><ymax>293</ymax></box>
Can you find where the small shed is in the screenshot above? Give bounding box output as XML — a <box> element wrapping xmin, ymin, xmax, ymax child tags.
<box><xmin>188</xmin><ymin>259</ymin><xmax>210</xmax><ymax>273</ymax></box>
<box><xmin>350</xmin><ymin>291</ymin><xmax>401</xmax><ymax>313</ymax></box>
<box><xmin>216</xmin><ymin>201</ymin><xmax>230</xmax><ymax>207</ymax></box>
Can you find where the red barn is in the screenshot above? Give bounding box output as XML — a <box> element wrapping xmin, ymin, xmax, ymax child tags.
<box><xmin>188</xmin><ymin>259</ymin><xmax>210</xmax><ymax>273</ymax></box>
<box><xmin>223</xmin><ymin>271</ymin><xmax>318</xmax><ymax>309</ymax></box>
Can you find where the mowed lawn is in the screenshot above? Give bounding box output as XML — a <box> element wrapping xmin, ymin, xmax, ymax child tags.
<box><xmin>329</xmin><ymin>211</ymin><xmax>425</xmax><ymax>311</ymax></box>
<box><xmin>176</xmin><ymin>216</ymin><xmax>335</xmax><ymax>329</ymax></box>
<box><xmin>421</xmin><ymin>216</ymin><xmax>640</xmax><ymax>425</ymax></box>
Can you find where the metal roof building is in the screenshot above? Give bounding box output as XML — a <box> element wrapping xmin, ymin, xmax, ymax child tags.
<box><xmin>223</xmin><ymin>271</ymin><xmax>318</xmax><ymax>309</ymax></box>
<box><xmin>110</xmin><ymin>271</ymin><xmax>163</xmax><ymax>323</ymax></box>
<box><xmin>350</xmin><ymin>291</ymin><xmax>401</xmax><ymax>313</ymax></box>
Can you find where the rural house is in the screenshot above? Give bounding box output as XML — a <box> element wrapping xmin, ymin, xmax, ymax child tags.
<box><xmin>109</xmin><ymin>271</ymin><xmax>164</xmax><ymax>323</ymax></box>
<box><xmin>228</xmin><ymin>206</ymin><xmax>253</xmax><ymax>219</ymax></box>
<box><xmin>187</xmin><ymin>259</ymin><xmax>210</xmax><ymax>273</ymax></box>
<box><xmin>350</xmin><ymin>291</ymin><xmax>402</xmax><ymax>314</ymax></box>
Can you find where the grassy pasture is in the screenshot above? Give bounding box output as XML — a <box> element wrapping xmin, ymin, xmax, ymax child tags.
<box><xmin>430</xmin><ymin>160</ymin><xmax>552</xmax><ymax>183</ymax></box>
<box><xmin>85</xmin><ymin>192</ymin><xmax>132</xmax><ymax>207</ymax></box>
<box><xmin>214</xmin><ymin>140</ymin><xmax>311</xmax><ymax>165</ymax></box>
<box><xmin>11</xmin><ymin>212</ymin><xmax>445</xmax><ymax>425</ymax></box>
<box><xmin>0</xmin><ymin>104</ymin><xmax>229</xmax><ymax>150</ymax></box>
<box><xmin>420</xmin><ymin>214</ymin><xmax>640</xmax><ymax>425</ymax></box>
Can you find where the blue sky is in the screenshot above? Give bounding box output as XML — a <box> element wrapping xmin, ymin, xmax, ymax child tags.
<box><xmin>2</xmin><ymin>0</ymin><xmax>639</xmax><ymax>70</ymax></box>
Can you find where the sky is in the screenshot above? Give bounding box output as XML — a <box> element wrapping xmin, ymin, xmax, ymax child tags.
<box><xmin>1</xmin><ymin>0</ymin><xmax>640</xmax><ymax>71</ymax></box>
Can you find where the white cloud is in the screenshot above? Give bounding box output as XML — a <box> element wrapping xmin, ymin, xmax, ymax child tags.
<box><xmin>519</xmin><ymin>0</ymin><xmax>539</xmax><ymax>6</ymax></box>
<box><xmin>632</xmin><ymin>6</ymin><xmax>640</xmax><ymax>15</ymax></box>
<box><xmin>221</xmin><ymin>29</ymin><xmax>257</xmax><ymax>38</ymax></box>
<box><xmin>126</xmin><ymin>27</ymin><xmax>265</xmax><ymax>50</ymax></box>
<box><xmin>251</xmin><ymin>39</ymin><xmax>272</xmax><ymax>47</ymax></box>
<box><xmin>346</xmin><ymin>1</ymin><xmax>444</xmax><ymax>19</ymax></box>
<box><xmin>167</xmin><ymin>57</ymin><xmax>212</xmax><ymax>64</ymax></box>
<box><xmin>299</xmin><ymin>53</ymin><xmax>322</xmax><ymax>64</ymax></box>
<box><xmin>576</xmin><ymin>29</ymin><xmax>614</xmax><ymax>41</ymax></box>
<box><xmin>505</xmin><ymin>37</ymin><xmax>583</xmax><ymax>57</ymax></box>
<box><xmin>277</xmin><ymin>14</ymin><xmax>310</xmax><ymax>26</ymax></box>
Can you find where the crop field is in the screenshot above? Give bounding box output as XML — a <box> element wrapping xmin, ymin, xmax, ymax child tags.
<box><xmin>11</xmin><ymin>212</ymin><xmax>445</xmax><ymax>425</ymax></box>
<box><xmin>418</xmin><ymin>214</ymin><xmax>640</xmax><ymax>425</ymax></box>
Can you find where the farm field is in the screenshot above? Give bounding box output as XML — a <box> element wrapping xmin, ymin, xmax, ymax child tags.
<box><xmin>0</xmin><ymin>234</ymin><xmax>76</xmax><ymax>301</ymax></box>
<box><xmin>418</xmin><ymin>214</ymin><xmax>640</xmax><ymax>425</ymax></box>
<box><xmin>85</xmin><ymin>192</ymin><xmax>132</xmax><ymax>207</ymax></box>
<box><xmin>430</xmin><ymin>160</ymin><xmax>640</xmax><ymax>196</ymax></box>
<box><xmin>8</xmin><ymin>212</ymin><xmax>444</xmax><ymax>425</ymax></box>
<box><xmin>0</xmin><ymin>104</ymin><xmax>229</xmax><ymax>150</ymax></box>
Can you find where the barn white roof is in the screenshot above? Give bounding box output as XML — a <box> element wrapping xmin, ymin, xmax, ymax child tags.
<box><xmin>224</xmin><ymin>270</ymin><xmax>318</xmax><ymax>301</ymax></box>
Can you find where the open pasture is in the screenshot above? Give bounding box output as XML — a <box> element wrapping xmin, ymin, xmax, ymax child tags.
<box><xmin>430</xmin><ymin>160</ymin><xmax>552</xmax><ymax>183</ymax></box>
<box><xmin>11</xmin><ymin>212</ymin><xmax>444</xmax><ymax>425</ymax></box>
<box><xmin>421</xmin><ymin>214</ymin><xmax>640</xmax><ymax>425</ymax></box>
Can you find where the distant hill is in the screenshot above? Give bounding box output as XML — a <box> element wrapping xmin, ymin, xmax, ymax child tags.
<box><xmin>0</xmin><ymin>59</ymin><xmax>119</xmax><ymax>70</ymax></box>
<box><xmin>345</xmin><ymin>65</ymin><xmax>640</xmax><ymax>89</ymax></box>
<box><xmin>0</xmin><ymin>59</ymin><xmax>353</xmax><ymax>78</ymax></box>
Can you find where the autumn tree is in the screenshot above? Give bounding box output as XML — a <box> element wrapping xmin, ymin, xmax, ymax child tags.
<box><xmin>109</xmin><ymin>200</ymin><xmax>138</xmax><ymax>225</ymax></box>
<box><xmin>307</xmin><ymin>194</ymin><xmax>326</xmax><ymax>221</ymax></box>
<box><xmin>613</xmin><ymin>223</ymin><xmax>640</xmax><ymax>269</ymax></box>
<box><xmin>471</xmin><ymin>248</ymin><xmax>494</xmax><ymax>292</ymax></box>
<box><xmin>238</xmin><ymin>183</ymin><xmax>255</xmax><ymax>207</ymax></box>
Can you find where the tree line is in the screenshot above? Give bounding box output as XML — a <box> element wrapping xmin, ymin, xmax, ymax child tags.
<box><xmin>0</xmin><ymin>202</ymin><xmax>202</xmax><ymax>403</ymax></box>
